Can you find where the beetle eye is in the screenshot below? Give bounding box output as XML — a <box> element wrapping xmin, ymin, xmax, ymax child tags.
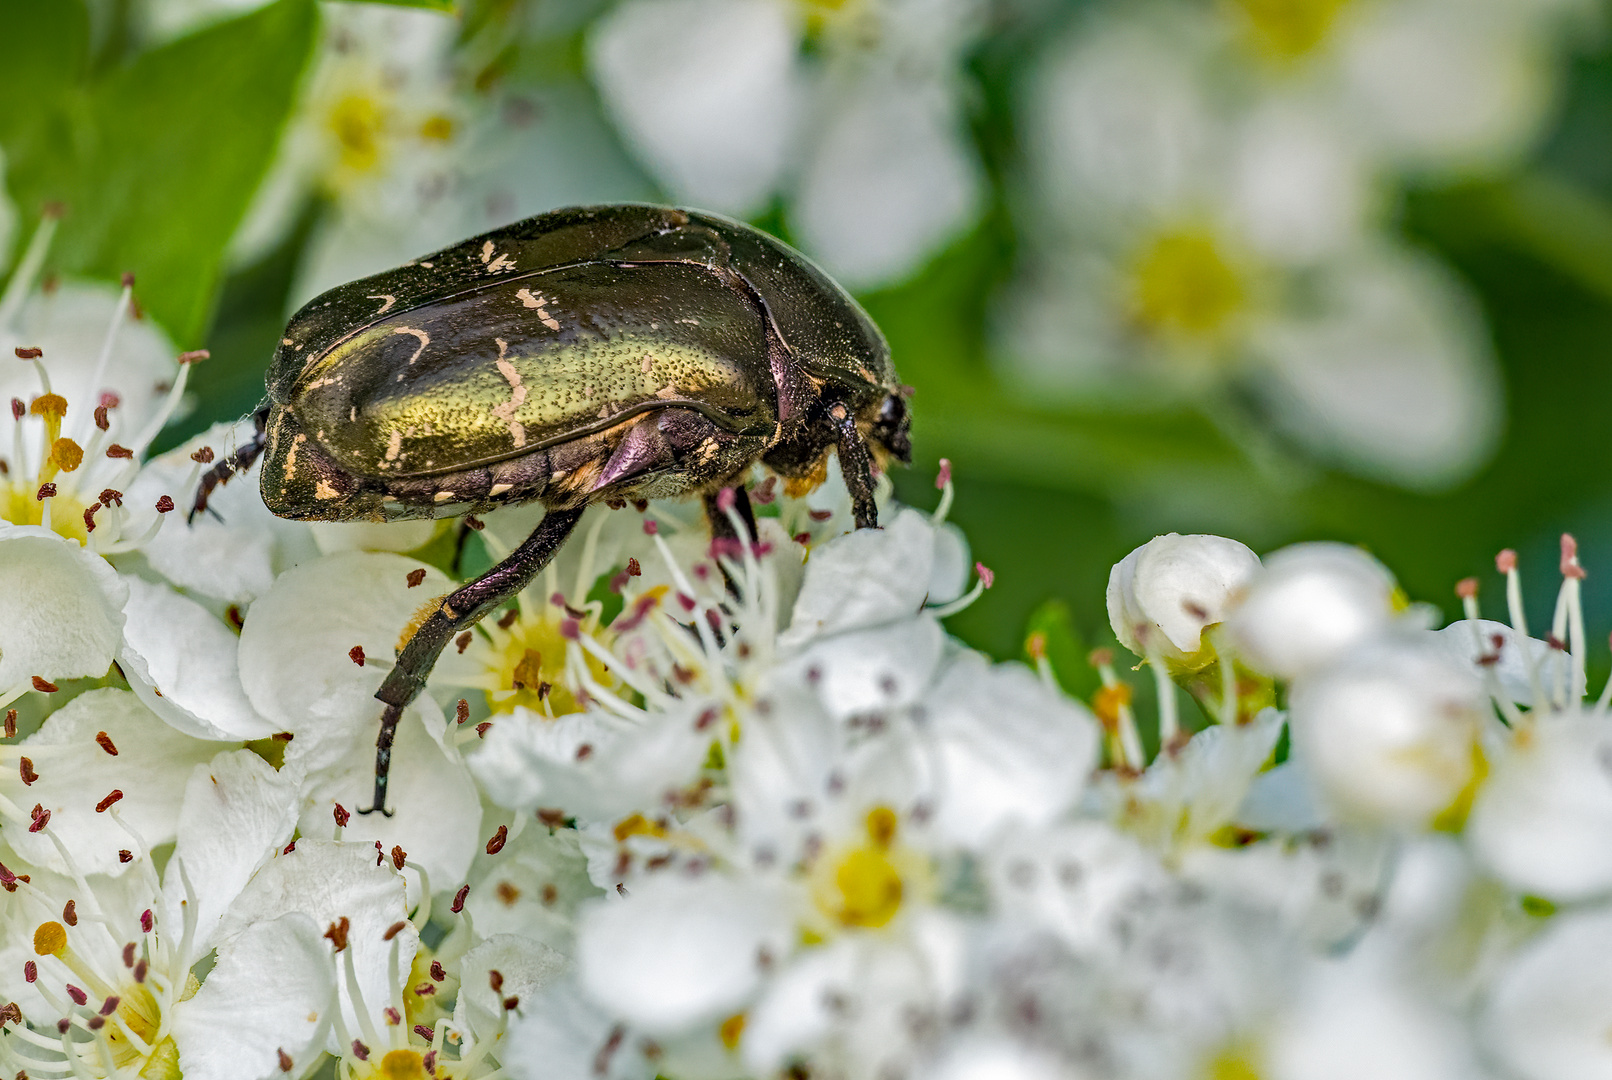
<box><xmin>878</xmin><ymin>395</ymin><xmax>905</xmax><ymax>425</ymax></box>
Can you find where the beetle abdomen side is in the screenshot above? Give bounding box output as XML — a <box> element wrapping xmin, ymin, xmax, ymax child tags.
<box><xmin>289</xmin><ymin>261</ymin><xmax>779</xmax><ymax>482</ymax></box>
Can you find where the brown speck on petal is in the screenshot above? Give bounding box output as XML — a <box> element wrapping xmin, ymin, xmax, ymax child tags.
<box><xmin>95</xmin><ymin>731</ymin><xmax>117</xmax><ymax>755</ymax></box>
<box><xmin>486</xmin><ymin>825</ymin><xmax>508</xmax><ymax>855</ymax></box>
<box><xmin>96</xmin><ymin>790</ymin><xmax>123</xmax><ymax>813</ymax></box>
<box><xmin>406</xmin><ymin>568</ymin><xmax>427</xmax><ymax>588</ymax></box>
<box><xmin>324</xmin><ymin>916</ymin><xmax>350</xmax><ymax>952</ymax></box>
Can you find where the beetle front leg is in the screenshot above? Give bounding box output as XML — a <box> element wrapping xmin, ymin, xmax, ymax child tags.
<box><xmin>360</xmin><ymin>505</ymin><xmax>587</xmax><ymax>816</ymax></box>
<box><xmin>188</xmin><ymin>403</ymin><xmax>271</xmax><ymax>522</ymax></box>
<box><xmin>829</xmin><ymin>402</ymin><xmax>879</xmax><ymax>529</ymax></box>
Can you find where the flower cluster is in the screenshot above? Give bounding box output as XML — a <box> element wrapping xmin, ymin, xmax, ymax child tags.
<box><xmin>5</xmin><ymin>251</ymin><xmax>1612</xmax><ymax>1080</ymax></box>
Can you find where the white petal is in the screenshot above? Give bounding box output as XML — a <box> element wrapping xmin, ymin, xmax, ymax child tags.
<box><xmin>577</xmin><ymin>873</ymin><xmax>791</xmax><ymax>1033</ymax></box>
<box><xmin>1485</xmin><ymin>907</ymin><xmax>1612</xmax><ymax>1080</ymax></box>
<box><xmin>1427</xmin><ymin>620</ymin><xmax>1582</xmax><ymax>705</ymax></box>
<box><xmin>588</xmin><ymin>0</ymin><xmax>802</xmax><ymax>215</ymax></box>
<box><xmin>309</xmin><ymin>518</ymin><xmax>441</xmax><ymax>555</ymax></box>
<box><xmin>163</xmin><ymin>748</ymin><xmax>303</xmax><ymax>963</ymax></box>
<box><xmin>219</xmin><ymin>839</ymin><xmax>417</xmax><ymax>1051</ymax></box>
<box><xmin>1253</xmin><ymin>247</ymin><xmax>1501</xmax><ymax>490</ymax></box>
<box><xmin>463</xmin><ymin>823</ymin><xmax>600</xmax><ymax>950</ymax></box>
<box><xmin>792</xmin><ymin>75</ymin><xmax>982</xmax><ymax>288</ymax></box>
<box><xmin>781</xmin><ymin>615</ymin><xmax>946</xmax><ymax>721</ymax></box>
<box><xmin>1229</xmin><ymin>101</ymin><xmax>1370</xmax><ymax>264</ymax></box>
<box><xmin>1467</xmin><ymin>713</ymin><xmax>1612</xmax><ymax>903</ymax></box>
<box><xmin>454</xmin><ymin>933</ymin><xmax>569</xmax><ymax>1041</ymax></box>
<box><xmin>782</xmin><ymin>509</ymin><xmax>940</xmax><ymax>646</ymax></box>
<box><xmin>930</xmin><ymin>1039</ymin><xmax>1068</xmax><ymax>1080</ymax></box>
<box><xmin>1107</xmin><ymin>533</ymin><xmax>1261</xmax><ymax>662</ymax></box>
<box><xmin>920</xmin><ymin>652</ymin><xmax>1099</xmax><ymax>847</ymax></box>
<box><xmin>7</xmin><ymin>688</ymin><xmax>222</xmax><ymax>876</ymax></box>
<box><xmin>293</xmin><ymin>701</ymin><xmax>483</xmax><ymax>893</ymax></box>
<box><xmin>173</xmin><ymin>913</ymin><xmax>334</xmax><ymax>1080</ymax></box>
<box><xmin>1225</xmin><ymin>542</ymin><xmax>1398</xmax><ymax>679</ymax></box>
<box><xmin>0</xmin><ymin>523</ymin><xmax>125</xmax><ymax>686</ymax></box>
<box><xmin>501</xmin><ymin>976</ymin><xmax>655</xmax><ymax>1080</ymax></box>
<box><xmin>741</xmin><ymin>940</ymin><xmax>859</xmax><ymax>1073</ymax></box>
<box><xmin>237</xmin><ymin>551</ymin><xmax>458</xmax><ymax>760</ymax></box>
<box><xmin>119</xmin><ymin>576</ymin><xmax>277</xmax><ymax>740</ymax></box>
<box><xmin>129</xmin><ymin>421</ymin><xmax>318</xmax><ymax>603</ymax></box>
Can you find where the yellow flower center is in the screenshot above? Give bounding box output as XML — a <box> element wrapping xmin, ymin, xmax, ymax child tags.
<box><xmin>328</xmin><ymin>92</ymin><xmax>389</xmax><ymax>177</ymax></box>
<box><xmin>378</xmin><ymin>1049</ymin><xmax>428</xmax><ymax>1080</ymax></box>
<box><xmin>483</xmin><ymin>606</ymin><xmax>615</xmax><ymax>717</ymax></box>
<box><xmin>1129</xmin><ymin>229</ymin><xmax>1246</xmax><ymax>340</ymax></box>
<box><xmin>812</xmin><ymin>807</ymin><xmax>921</xmax><ymax>931</ymax></box>
<box><xmin>1230</xmin><ymin>0</ymin><xmax>1352</xmax><ymax>60</ymax></box>
<box><xmin>33</xmin><ymin>921</ymin><xmax>67</xmax><ymax>956</ymax></box>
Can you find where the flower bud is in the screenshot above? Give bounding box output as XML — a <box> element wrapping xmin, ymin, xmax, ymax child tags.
<box><xmin>1106</xmin><ymin>534</ymin><xmax>1261</xmax><ymax>670</ymax></box>
<box><xmin>1225</xmin><ymin>542</ymin><xmax>1398</xmax><ymax>678</ymax></box>
<box><xmin>1287</xmin><ymin>638</ymin><xmax>1486</xmax><ymax>828</ymax></box>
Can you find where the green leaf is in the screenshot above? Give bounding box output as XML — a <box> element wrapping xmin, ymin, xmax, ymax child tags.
<box><xmin>1022</xmin><ymin>599</ymin><xmax>1101</xmax><ymax>701</ymax></box>
<box><xmin>328</xmin><ymin>0</ymin><xmax>458</xmax><ymax>10</ymax></box>
<box><xmin>1</xmin><ymin>0</ymin><xmax>319</xmax><ymax>345</ymax></box>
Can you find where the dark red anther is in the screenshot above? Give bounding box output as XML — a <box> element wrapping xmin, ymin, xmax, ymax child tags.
<box><xmin>430</xmin><ymin>960</ymin><xmax>446</xmax><ymax>982</ymax></box>
<box><xmin>35</xmin><ymin>483</ymin><xmax>55</xmax><ymax>501</ymax></box>
<box><xmin>62</xmin><ymin>900</ymin><xmax>76</xmax><ymax>927</ymax></box>
<box><xmin>406</xmin><ymin>568</ymin><xmax>427</xmax><ymax>588</ymax></box>
<box><xmin>134</xmin><ymin>958</ymin><xmax>148</xmax><ymax>982</ymax></box>
<box><xmin>976</xmin><ymin>562</ymin><xmax>994</xmax><ymax>589</ymax></box>
<box><xmin>83</xmin><ymin>505</ymin><xmax>98</xmax><ymax>533</ymax></box>
<box><xmin>488</xmin><ymin>970</ymin><xmax>504</xmax><ymax>993</ymax></box>
<box><xmin>716</xmin><ymin>487</ymin><xmax>736</xmax><ymax>512</ymax></box>
<box><xmin>118</xmin><ymin>849</ymin><xmax>132</xmax><ymax>863</ymax></box>
<box><xmin>284</xmin><ymin>841</ymin><xmax>296</xmax><ymax>854</ymax></box>
<box><xmin>99</xmin><ymin>391</ymin><xmax>121</xmax><ymax>410</ymax></box>
<box><xmin>95</xmin><ymin>731</ymin><xmax>118</xmax><ymax>755</ymax></box>
<box><xmin>575</xmin><ymin>743</ymin><xmax>593</xmax><ymax>762</ymax></box>
<box><xmin>140</xmin><ymin>909</ymin><xmax>153</xmax><ymax>933</ymax></box>
<box><xmin>122</xmin><ymin>942</ymin><xmax>136</xmax><ymax>968</ymax></box>
<box><xmin>560</xmin><ymin>617</ymin><xmax>579</xmax><ymax>640</ymax></box>
<box><xmin>677</xmin><ymin>592</ymin><xmax>696</xmax><ymax>612</ymax></box>
<box><xmin>333</xmin><ymin>803</ymin><xmax>350</xmax><ymax>827</ymax></box>
<box><xmin>66</xmin><ymin>985</ymin><xmax>87</xmax><ymax>1006</ymax></box>
<box><xmin>809</xmin><ymin>509</ymin><xmax>833</xmax><ymax>522</ymax></box>
<box><xmin>154</xmin><ymin>495</ymin><xmax>175</xmax><ymax>513</ymax></box>
<box><xmin>486</xmin><ymin>825</ymin><xmax>508</xmax><ymax>855</ymax></box>
<box><xmin>754</xmin><ymin>476</ymin><xmax>777</xmax><ymax>504</ymax></box>
<box><xmin>695</xmin><ymin>707</ymin><xmax>719</xmax><ymax>731</ymax></box>
<box><xmin>120</xmin><ymin>272</ymin><xmax>135</xmax><ymax>289</ymax></box>
<box><xmin>10</xmin><ymin>398</ymin><xmax>22</xmax><ymax>420</ymax></box>
<box><xmin>391</xmin><ymin>846</ymin><xmax>407</xmax><ymax>871</ymax></box>
<box><xmin>277</xmin><ymin>1047</ymin><xmax>293</xmax><ymax>1072</ymax></box>
<box><xmin>4</xmin><ymin>709</ymin><xmax>14</xmax><ymax>738</ymax></box>
<box><xmin>794</xmin><ymin>531</ymin><xmax>812</xmax><ymax>545</ymax></box>
<box><xmin>99</xmin><ymin>995</ymin><xmax>119</xmax><ymax>1016</ymax></box>
<box><xmin>98</xmin><ymin>489</ymin><xmax>122</xmax><ymax>507</ymax></box>
<box><xmin>383</xmin><ymin>1007</ymin><xmax>401</xmax><ymax>1026</ymax></box>
<box><xmin>383</xmin><ymin>920</ymin><xmax>408</xmax><ymax>941</ymax></box>
<box><xmin>349</xmin><ymin>646</ymin><xmax>366</xmax><ymax>667</ymax></box>
<box><xmin>643</xmin><ymin>519</ymin><xmax>658</xmax><ymax>535</ymax></box>
<box><xmin>32</xmin><ymin>676</ymin><xmax>57</xmax><ymax>693</ymax></box>
<box><xmin>503</xmin><ymin>994</ymin><xmax>520</xmax><ymax>1010</ymax></box>
<box><xmin>176</xmin><ymin>350</ymin><xmax>209</xmax><ymax>365</ymax></box>
<box><xmin>96</xmin><ymin>790</ymin><xmax>123</xmax><ymax>813</ymax></box>
<box><xmin>936</xmin><ymin>458</ymin><xmax>953</xmax><ymax>489</ymax></box>
<box><xmin>415</xmin><ymin>980</ymin><xmax>436</xmax><ymax>996</ymax></box>
<box><xmin>93</xmin><ymin>404</ymin><xmax>110</xmax><ymax>431</ymax></box>
<box><xmin>414</xmin><ymin>1024</ymin><xmax>435</xmax><ymax>1042</ymax></box>
<box><xmin>0</xmin><ymin>1001</ymin><xmax>20</xmax><ymax>1028</ymax></box>
<box><xmin>452</xmin><ymin>885</ymin><xmax>469</xmax><ymax>913</ymax></box>
<box><xmin>58</xmin><ymin>1017</ymin><xmax>71</xmax><ymax>1034</ymax></box>
<box><xmin>352</xmin><ymin>1040</ymin><xmax>370</xmax><ymax>1061</ymax></box>
<box><xmin>324</xmin><ymin>917</ymin><xmax>350</xmax><ymax>952</ymax></box>
<box><xmin>19</xmin><ymin>757</ymin><xmax>37</xmax><ymax>786</ymax></box>
<box><xmin>465</xmin><ymin>515</ymin><xmax>485</xmax><ymax>531</ymax></box>
<box><xmin>455</xmin><ymin>699</ymin><xmax>470</xmax><ymax>725</ymax></box>
<box><xmin>454</xmin><ymin>630</ymin><xmax>473</xmax><ymax>653</ymax></box>
<box><xmin>28</xmin><ymin>804</ymin><xmax>49</xmax><ymax>832</ymax></box>
<box><xmin>424</xmin><ymin>1049</ymin><xmax>438</xmax><ymax>1075</ymax></box>
<box><xmin>475</xmin><ymin>721</ymin><xmax>493</xmax><ymax>738</ymax></box>
<box><xmin>23</xmin><ymin>961</ymin><xmax>36</xmax><ymax>983</ymax></box>
<box><xmin>14</xmin><ymin>347</ymin><xmax>41</xmax><ymax>360</ymax></box>
<box><xmin>609</xmin><ymin>570</ymin><xmax>631</xmax><ymax>594</ymax></box>
<box><xmin>106</xmin><ymin>444</ymin><xmax>134</xmax><ymax>459</ymax></box>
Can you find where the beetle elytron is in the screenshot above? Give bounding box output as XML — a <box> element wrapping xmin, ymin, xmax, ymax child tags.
<box><xmin>195</xmin><ymin>204</ymin><xmax>911</xmax><ymax>815</ymax></box>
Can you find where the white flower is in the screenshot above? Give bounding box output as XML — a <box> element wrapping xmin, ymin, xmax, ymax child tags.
<box><xmin>587</xmin><ymin>0</ymin><xmax>984</xmax><ymax>287</ymax></box>
<box><xmin>1484</xmin><ymin>906</ymin><xmax>1612</xmax><ymax>1080</ymax></box>
<box><xmin>1225</xmin><ymin>542</ymin><xmax>1403</xmax><ymax>678</ymax></box>
<box><xmin>1107</xmin><ymin>533</ymin><xmax>1261</xmax><ymax>670</ymax></box>
<box><xmin>1286</xmin><ymin>637</ymin><xmax>1486</xmax><ymax>828</ymax></box>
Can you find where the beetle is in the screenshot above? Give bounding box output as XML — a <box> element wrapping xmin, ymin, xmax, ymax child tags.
<box><xmin>194</xmin><ymin>203</ymin><xmax>911</xmax><ymax>815</ymax></box>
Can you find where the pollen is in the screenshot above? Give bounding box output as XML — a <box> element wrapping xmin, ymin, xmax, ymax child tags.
<box><xmin>29</xmin><ymin>393</ymin><xmax>68</xmax><ymax>421</ymax></box>
<box><xmin>865</xmin><ymin>806</ymin><xmax>898</xmax><ymax>848</ymax></box>
<box><xmin>378</xmin><ymin>1048</ymin><xmax>427</xmax><ymax>1079</ymax></box>
<box><xmin>50</xmin><ymin>437</ymin><xmax>84</xmax><ymax>473</ymax></box>
<box><xmin>33</xmin><ymin>920</ymin><xmax>67</xmax><ymax>956</ymax></box>
<box><xmin>719</xmin><ymin>1012</ymin><xmax>746</xmax><ymax>1050</ymax></box>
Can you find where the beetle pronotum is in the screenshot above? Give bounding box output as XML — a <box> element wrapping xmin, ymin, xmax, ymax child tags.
<box><xmin>194</xmin><ymin>204</ymin><xmax>911</xmax><ymax>815</ymax></box>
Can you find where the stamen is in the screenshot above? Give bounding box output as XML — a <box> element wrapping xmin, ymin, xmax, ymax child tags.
<box><xmin>452</xmin><ymin>885</ymin><xmax>469</xmax><ymax>913</ymax></box>
<box><xmin>94</xmin><ymin>732</ymin><xmax>117</xmax><ymax>756</ymax></box>
<box><xmin>485</xmin><ymin>825</ymin><xmax>508</xmax><ymax>854</ymax></box>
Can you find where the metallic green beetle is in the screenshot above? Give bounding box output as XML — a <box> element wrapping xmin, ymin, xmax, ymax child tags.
<box><xmin>194</xmin><ymin>204</ymin><xmax>911</xmax><ymax>814</ymax></box>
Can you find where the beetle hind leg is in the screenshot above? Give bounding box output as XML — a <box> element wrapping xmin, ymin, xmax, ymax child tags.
<box><xmin>359</xmin><ymin>505</ymin><xmax>586</xmax><ymax>815</ymax></box>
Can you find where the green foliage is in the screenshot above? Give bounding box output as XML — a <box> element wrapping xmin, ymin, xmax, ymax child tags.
<box><xmin>0</xmin><ymin>0</ymin><xmax>318</xmax><ymax>344</ymax></box>
<box><xmin>330</xmin><ymin>0</ymin><xmax>458</xmax><ymax>9</ymax></box>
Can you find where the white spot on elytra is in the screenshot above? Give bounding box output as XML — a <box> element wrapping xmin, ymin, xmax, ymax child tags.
<box><xmin>490</xmin><ymin>348</ymin><xmax>528</xmax><ymax>448</ymax></box>
<box><xmin>393</xmin><ymin>326</ymin><xmax>430</xmax><ymax>364</ymax></box>
<box><xmin>481</xmin><ymin>240</ymin><xmax>515</xmax><ymax>274</ymax></box>
<box><xmin>284</xmin><ymin>432</ymin><xmax>306</xmax><ymax>481</ymax></box>
<box><xmin>516</xmin><ymin>288</ymin><xmax>561</xmax><ymax>330</ymax></box>
<box><xmin>368</xmin><ymin>294</ymin><xmax>397</xmax><ymax>315</ymax></box>
<box><xmin>641</xmin><ymin>353</ymin><xmax>653</xmax><ymax>374</ymax></box>
<box><xmin>385</xmin><ymin>429</ymin><xmax>403</xmax><ymax>462</ymax></box>
<box><xmin>315</xmin><ymin>479</ymin><xmax>340</xmax><ymax>499</ymax></box>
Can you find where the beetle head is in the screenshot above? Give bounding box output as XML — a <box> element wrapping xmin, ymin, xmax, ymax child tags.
<box><xmin>867</xmin><ymin>390</ymin><xmax>913</xmax><ymax>467</ymax></box>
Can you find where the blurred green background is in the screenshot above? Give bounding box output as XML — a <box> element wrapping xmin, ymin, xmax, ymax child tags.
<box><xmin>5</xmin><ymin>0</ymin><xmax>1612</xmax><ymax>681</ymax></box>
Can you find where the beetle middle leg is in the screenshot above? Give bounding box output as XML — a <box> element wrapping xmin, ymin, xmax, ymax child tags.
<box><xmin>189</xmin><ymin>403</ymin><xmax>271</xmax><ymax>522</ymax></box>
<box><xmin>361</xmin><ymin>505</ymin><xmax>586</xmax><ymax>816</ymax></box>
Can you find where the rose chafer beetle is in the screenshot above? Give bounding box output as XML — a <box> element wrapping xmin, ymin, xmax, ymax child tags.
<box><xmin>195</xmin><ymin>203</ymin><xmax>911</xmax><ymax>815</ymax></box>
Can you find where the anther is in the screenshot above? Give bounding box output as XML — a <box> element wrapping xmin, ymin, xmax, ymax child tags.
<box><xmin>455</xmin><ymin>699</ymin><xmax>469</xmax><ymax>725</ymax></box>
<box><xmin>87</xmin><ymin>1014</ymin><xmax>105</xmax><ymax>1031</ymax></box>
<box><xmin>4</xmin><ymin>709</ymin><xmax>15</xmax><ymax>738</ymax></box>
<box><xmin>1456</xmin><ymin>577</ymin><xmax>1479</xmax><ymax>599</ymax></box>
<box><xmin>94</xmin><ymin>405</ymin><xmax>109</xmax><ymax>430</ymax></box>
<box><xmin>349</xmin><ymin>646</ymin><xmax>366</xmax><ymax>667</ymax></box>
<box><xmin>406</xmin><ymin>568</ymin><xmax>426</xmax><ymax>588</ymax></box>
<box><xmin>975</xmin><ymin>562</ymin><xmax>994</xmax><ymax>589</ymax></box>
<box><xmin>277</xmin><ymin>1048</ymin><xmax>293</xmax><ymax>1072</ymax></box>
<box><xmin>28</xmin><ymin>805</ymin><xmax>50</xmax><ymax>832</ymax></box>
<box><xmin>106</xmin><ymin>444</ymin><xmax>134</xmax><ymax>459</ymax></box>
<box><xmin>351</xmin><ymin>1040</ymin><xmax>370</xmax><ymax>1061</ymax></box>
<box><xmin>9</xmin><ymin>398</ymin><xmax>22</xmax><ymax>420</ymax></box>
<box><xmin>476</xmin><ymin>721</ymin><xmax>493</xmax><ymax>738</ymax></box>
<box><xmin>0</xmin><ymin>1001</ymin><xmax>20</xmax><ymax>1028</ymax></box>
<box><xmin>452</xmin><ymin>885</ymin><xmax>469</xmax><ymax>913</ymax></box>
<box><xmin>62</xmin><ymin>901</ymin><xmax>76</xmax><ymax>927</ymax></box>
<box><xmin>35</xmin><ymin>483</ymin><xmax>56</xmax><ymax>501</ymax></box>
<box><xmin>1562</xmin><ymin>534</ymin><xmax>1587</xmax><ymax>580</ymax></box>
<box><xmin>415</xmin><ymin>981</ymin><xmax>436</xmax><ymax>996</ymax></box>
<box><xmin>390</xmin><ymin>846</ymin><xmax>407</xmax><ymax>871</ymax></box>
<box><xmin>122</xmin><ymin>943</ymin><xmax>136</xmax><ymax>967</ymax></box>
<box><xmin>95</xmin><ymin>731</ymin><xmax>118</xmax><ymax>755</ymax></box>
<box><xmin>1497</xmin><ymin>549</ymin><xmax>1518</xmax><ymax>574</ymax></box>
<box><xmin>498</xmin><ymin>607</ymin><xmax>519</xmax><ymax>629</ymax></box>
<box><xmin>383</xmin><ymin>1007</ymin><xmax>401</xmax><ymax>1026</ymax></box>
<box><xmin>14</xmin><ymin>347</ymin><xmax>42</xmax><ymax>360</ymax></box>
<box><xmin>936</xmin><ymin>458</ymin><xmax>952</xmax><ymax>489</ymax></box>
<box><xmin>323</xmin><ymin>917</ymin><xmax>350</xmax><ymax>952</ymax></box>
<box><xmin>23</xmin><ymin>962</ymin><xmax>36</xmax><ymax>983</ymax></box>
<box><xmin>140</xmin><ymin>910</ymin><xmax>153</xmax><ymax>933</ymax></box>
<box><xmin>98</xmin><ymin>489</ymin><xmax>122</xmax><ymax>507</ymax></box>
<box><xmin>425</xmin><ymin>1049</ymin><xmax>439</xmax><ymax>1075</ymax></box>
<box><xmin>430</xmin><ymin>961</ymin><xmax>446</xmax><ymax>982</ymax></box>
<box><xmin>809</xmin><ymin>509</ymin><xmax>833</xmax><ymax>522</ymax></box>
<box><xmin>383</xmin><ymin>920</ymin><xmax>408</xmax><ymax>941</ymax></box>
<box><xmin>133</xmin><ymin>959</ymin><xmax>147</xmax><ymax>983</ymax></box>
<box><xmin>19</xmin><ymin>758</ymin><xmax>37</xmax><ymax>786</ymax></box>
<box><xmin>119</xmin><ymin>849</ymin><xmax>132</xmax><ymax>863</ymax></box>
<box><xmin>488</xmin><ymin>971</ymin><xmax>504</xmax><ymax>993</ymax></box>
<box><xmin>454</xmin><ymin>631</ymin><xmax>472</xmax><ymax>655</ymax></box>
<box><xmin>121</xmin><ymin>272</ymin><xmax>135</xmax><ymax>288</ymax></box>
<box><xmin>99</xmin><ymin>391</ymin><xmax>120</xmax><ymax>409</ymax></box>
<box><xmin>486</xmin><ymin>825</ymin><xmax>508</xmax><ymax>854</ymax></box>
<box><xmin>643</xmin><ymin>519</ymin><xmax>658</xmax><ymax>535</ymax></box>
<box><xmin>96</xmin><ymin>790</ymin><xmax>123</xmax><ymax>813</ymax></box>
<box><xmin>66</xmin><ymin>985</ymin><xmax>87</xmax><ymax>1006</ymax></box>
<box><xmin>466</xmin><ymin>515</ymin><xmax>485</xmax><ymax>531</ymax></box>
<box><xmin>333</xmin><ymin>803</ymin><xmax>350</xmax><ymax>827</ymax></box>
<box><xmin>176</xmin><ymin>350</ymin><xmax>210</xmax><ymax>365</ymax></box>
<box><xmin>414</xmin><ymin>1024</ymin><xmax>435</xmax><ymax>1042</ymax></box>
<box><xmin>190</xmin><ymin>447</ymin><xmax>214</xmax><ymax>464</ymax></box>
<box><xmin>716</xmin><ymin>487</ymin><xmax>736</xmax><ymax>512</ymax></box>
<box><xmin>83</xmin><ymin>505</ymin><xmax>98</xmax><ymax>533</ymax></box>
<box><xmin>99</xmin><ymin>995</ymin><xmax>118</xmax><ymax>1016</ymax></box>
<box><xmin>154</xmin><ymin>495</ymin><xmax>174</xmax><ymax>513</ymax></box>
<box><xmin>57</xmin><ymin>1018</ymin><xmax>70</xmax><ymax>1034</ymax></box>
<box><xmin>32</xmin><ymin>676</ymin><xmax>57</xmax><ymax>693</ymax></box>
